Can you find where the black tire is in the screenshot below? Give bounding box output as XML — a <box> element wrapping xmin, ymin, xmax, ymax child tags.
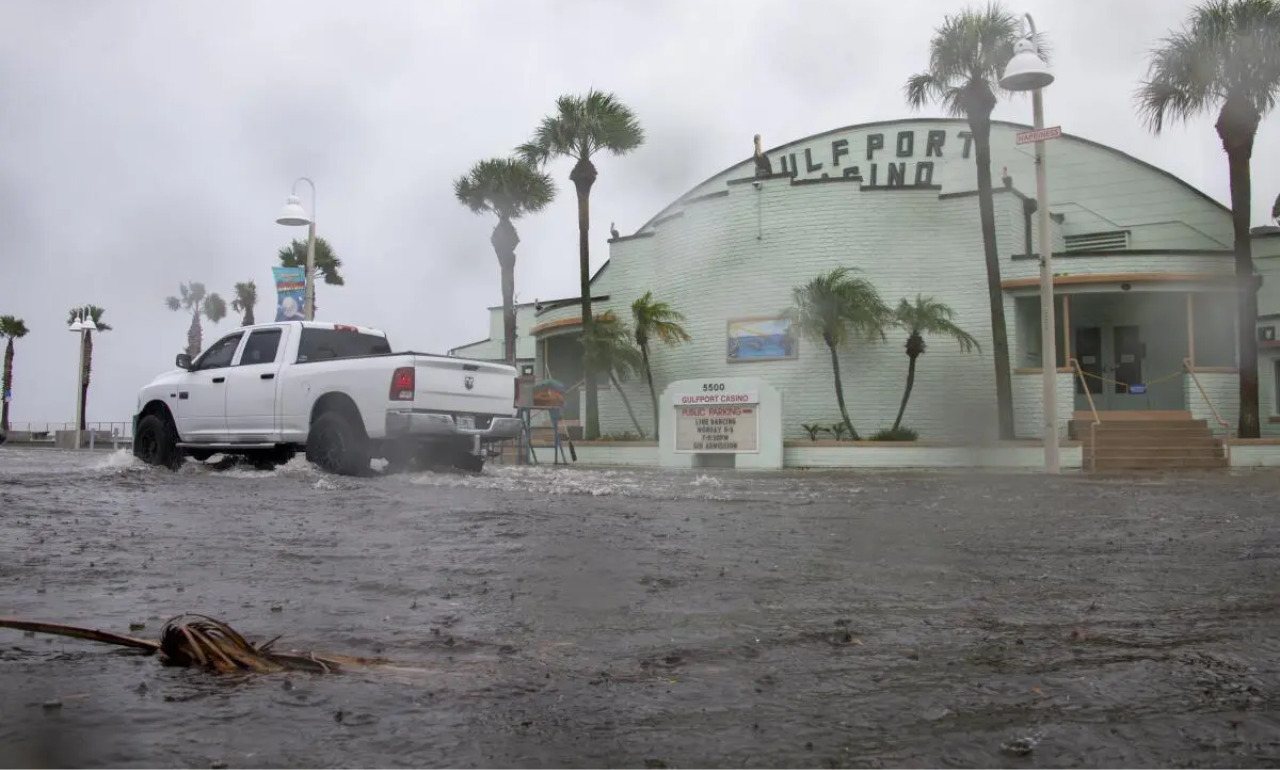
<box><xmin>133</xmin><ymin>413</ymin><xmax>182</xmax><ymax>471</ymax></box>
<box><xmin>452</xmin><ymin>449</ymin><xmax>485</xmax><ymax>474</ymax></box>
<box><xmin>306</xmin><ymin>411</ymin><xmax>370</xmax><ymax>476</ymax></box>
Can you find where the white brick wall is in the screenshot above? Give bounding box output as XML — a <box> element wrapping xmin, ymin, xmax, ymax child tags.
<box><xmin>1184</xmin><ymin>371</ymin><xmax>1239</xmax><ymax>436</ymax></box>
<box><xmin>570</xmin><ymin>119</ymin><xmax>1238</xmax><ymax>442</ymax></box>
<box><xmin>530</xmin><ymin>443</ymin><xmax>659</xmax><ymax>466</ymax></box>
<box><xmin>1230</xmin><ymin>442</ymin><xmax>1280</xmax><ymax>467</ymax></box>
<box><xmin>1012</xmin><ymin>371</ymin><xmax>1075</xmax><ymax>439</ymax></box>
<box><xmin>785</xmin><ymin>443</ymin><xmax>1083</xmax><ymax>469</ymax></box>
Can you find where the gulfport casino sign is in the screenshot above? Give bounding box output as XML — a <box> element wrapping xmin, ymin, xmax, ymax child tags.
<box><xmin>674</xmin><ymin>387</ymin><xmax>760</xmax><ymax>453</ymax></box>
<box><xmin>769</xmin><ymin>125</ymin><xmax>980</xmax><ymax>188</ymax></box>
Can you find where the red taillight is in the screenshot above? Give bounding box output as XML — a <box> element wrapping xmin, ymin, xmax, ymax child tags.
<box><xmin>390</xmin><ymin>367</ymin><xmax>415</xmax><ymax>401</ymax></box>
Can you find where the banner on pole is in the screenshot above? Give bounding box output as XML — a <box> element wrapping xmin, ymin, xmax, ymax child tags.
<box><xmin>272</xmin><ymin>266</ymin><xmax>307</xmax><ymax>322</ymax></box>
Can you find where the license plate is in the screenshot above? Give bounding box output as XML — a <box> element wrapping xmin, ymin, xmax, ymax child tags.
<box><xmin>456</xmin><ymin>416</ymin><xmax>475</xmax><ymax>431</ymax></box>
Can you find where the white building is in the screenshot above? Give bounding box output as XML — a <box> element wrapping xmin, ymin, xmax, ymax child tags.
<box><xmin>448</xmin><ymin>301</ymin><xmax>539</xmax><ymax>379</ymax></box>
<box><xmin>466</xmin><ymin>118</ymin><xmax>1280</xmax><ymax>442</ymax></box>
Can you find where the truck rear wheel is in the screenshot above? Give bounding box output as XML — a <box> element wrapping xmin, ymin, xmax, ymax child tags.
<box><xmin>306</xmin><ymin>411</ymin><xmax>370</xmax><ymax>476</ymax></box>
<box><xmin>134</xmin><ymin>413</ymin><xmax>182</xmax><ymax>471</ymax></box>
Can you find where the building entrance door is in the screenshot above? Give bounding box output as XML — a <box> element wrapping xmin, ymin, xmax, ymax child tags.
<box><xmin>1074</xmin><ymin>323</ymin><xmax>1151</xmax><ymax>410</ymax></box>
<box><xmin>1075</xmin><ymin>326</ymin><xmax>1104</xmax><ymax>400</ymax></box>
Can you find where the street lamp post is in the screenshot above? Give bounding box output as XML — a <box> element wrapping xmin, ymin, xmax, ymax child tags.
<box><xmin>68</xmin><ymin>311</ymin><xmax>97</xmax><ymax>450</ymax></box>
<box><xmin>276</xmin><ymin>177</ymin><xmax>317</xmax><ymax>322</ymax></box>
<box><xmin>1001</xmin><ymin>13</ymin><xmax>1059</xmax><ymax>474</ymax></box>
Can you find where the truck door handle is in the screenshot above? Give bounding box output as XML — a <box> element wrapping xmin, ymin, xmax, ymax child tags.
<box><xmin>212</xmin><ymin>377</ymin><xmax>226</xmax><ymax>384</ymax></box>
<box><xmin>260</xmin><ymin>373</ymin><xmax>275</xmax><ymax>380</ymax></box>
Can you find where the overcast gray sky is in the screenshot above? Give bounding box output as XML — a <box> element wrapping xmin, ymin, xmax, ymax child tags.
<box><xmin>1</xmin><ymin>0</ymin><xmax>1277</xmax><ymax>427</ymax></box>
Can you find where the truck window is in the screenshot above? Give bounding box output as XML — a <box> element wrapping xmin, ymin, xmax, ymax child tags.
<box><xmin>296</xmin><ymin>328</ymin><xmax>391</xmax><ymax>363</ymax></box>
<box><xmin>238</xmin><ymin>328</ymin><xmax>282</xmax><ymax>366</ymax></box>
<box><xmin>195</xmin><ymin>333</ymin><xmax>244</xmax><ymax>370</ymax></box>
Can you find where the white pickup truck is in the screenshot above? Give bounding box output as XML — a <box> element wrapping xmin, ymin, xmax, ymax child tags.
<box><xmin>131</xmin><ymin>321</ymin><xmax>522</xmax><ymax>475</ymax></box>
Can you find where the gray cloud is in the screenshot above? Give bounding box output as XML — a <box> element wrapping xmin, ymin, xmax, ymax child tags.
<box><xmin>0</xmin><ymin>0</ymin><xmax>1276</xmax><ymax>430</ymax></box>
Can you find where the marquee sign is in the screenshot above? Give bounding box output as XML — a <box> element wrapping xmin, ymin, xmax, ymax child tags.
<box><xmin>674</xmin><ymin>386</ymin><xmax>760</xmax><ymax>453</ymax></box>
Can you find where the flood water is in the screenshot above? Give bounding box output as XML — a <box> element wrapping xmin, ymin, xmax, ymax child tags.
<box><xmin>1</xmin><ymin>446</ymin><xmax>1278</xmax><ymax>768</ymax></box>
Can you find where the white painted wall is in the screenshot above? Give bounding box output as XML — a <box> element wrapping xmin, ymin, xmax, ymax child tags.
<box><xmin>1184</xmin><ymin>371</ymin><xmax>1238</xmax><ymax>436</ymax></box>
<box><xmin>1012</xmin><ymin>371</ymin><xmax>1074</xmax><ymax>438</ymax></box>
<box><xmin>450</xmin><ymin>303</ymin><xmax>538</xmax><ymax>362</ymax></box>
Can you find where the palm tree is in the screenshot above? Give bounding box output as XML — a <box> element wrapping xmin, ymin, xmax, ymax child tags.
<box><xmin>890</xmin><ymin>295</ymin><xmax>981</xmax><ymax>432</ymax></box>
<box><xmin>165</xmin><ymin>282</ymin><xmax>227</xmax><ymax>358</ymax></box>
<box><xmin>579</xmin><ymin>313</ymin><xmax>648</xmax><ymax>438</ymax></box>
<box><xmin>1136</xmin><ymin>0</ymin><xmax>1280</xmax><ymax>438</ymax></box>
<box><xmin>518</xmin><ymin>89</ymin><xmax>646</xmax><ymax>439</ymax></box>
<box><xmin>278</xmin><ymin>237</ymin><xmax>345</xmax><ymax>318</ymax></box>
<box><xmin>0</xmin><ymin>315</ymin><xmax>29</xmax><ymax>434</ymax></box>
<box><xmin>454</xmin><ymin>157</ymin><xmax>557</xmax><ymax>366</ymax></box>
<box><xmin>630</xmin><ymin>291</ymin><xmax>691</xmax><ymax>438</ymax></box>
<box><xmin>66</xmin><ymin>306</ymin><xmax>111</xmax><ymax>432</ymax></box>
<box><xmin>786</xmin><ymin>267</ymin><xmax>892</xmax><ymax>440</ymax></box>
<box><xmin>231</xmin><ymin>281</ymin><xmax>257</xmax><ymax>327</ymax></box>
<box><xmin>905</xmin><ymin>3</ymin><xmax>1040</xmax><ymax>440</ymax></box>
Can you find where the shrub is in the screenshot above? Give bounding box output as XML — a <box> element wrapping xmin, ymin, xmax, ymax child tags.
<box><xmin>801</xmin><ymin>423</ymin><xmax>830</xmax><ymax>441</ymax></box>
<box><xmin>870</xmin><ymin>426</ymin><xmax>918</xmax><ymax>441</ymax></box>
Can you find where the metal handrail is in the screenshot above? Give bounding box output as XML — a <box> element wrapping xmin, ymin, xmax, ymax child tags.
<box><xmin>1068</xmin><ymin>357</ymin><xmax>1101</xmax><ymax>472</ymax></box>
<box><xmin>1182</xmin><ymin>357</ymin><xmax>1233</xmax><ymax>464</ymax></box>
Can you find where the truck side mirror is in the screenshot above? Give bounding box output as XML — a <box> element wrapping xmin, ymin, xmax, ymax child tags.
<box><xmin>176</xmin><ymin>353</ymin><xmax>193</xmax><ymax>370</ymax></box>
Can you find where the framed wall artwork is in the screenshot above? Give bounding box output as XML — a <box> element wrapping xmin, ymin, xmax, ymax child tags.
<box><xmin>726</xmin><ymin>316</ymin><xmax>798</xmax><ymax>362</ymax></box>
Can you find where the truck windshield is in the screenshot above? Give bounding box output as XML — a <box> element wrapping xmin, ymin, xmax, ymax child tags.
<box><xmin>296</xmin><ymin>328</ymin><xmax>392</xmax><ymax>363</ymax></box>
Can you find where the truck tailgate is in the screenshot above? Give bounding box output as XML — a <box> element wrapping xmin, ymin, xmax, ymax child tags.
<box><xmin>411</xmin><ymin>355</ymin><xmax>515</xmax><ymax>415</ymax></box>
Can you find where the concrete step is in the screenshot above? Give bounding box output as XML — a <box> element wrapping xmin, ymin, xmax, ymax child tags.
<box><xmin>1074</xmin><ymin>410</ymin><xmax>1193</xmax><ymax>421</ymax></box>
<box><xmin>1092</xmin><ymin>456</ymin><xmax>1229</xmax><ymax>470</ymax></box>
<box><xmin>1086</xmin><ymin>436</ymin><xmax>1223</xmax><ymax>449</ymax></box>
<box><xmin>1089</xmin><ymin>420</ymin><xmax>1210</xmax><ymax>431</ymax></box>
<box><xmin>1087</xmin><ymin>446</ymin><xmax>1225</xmax><ymax>460</ymax></box>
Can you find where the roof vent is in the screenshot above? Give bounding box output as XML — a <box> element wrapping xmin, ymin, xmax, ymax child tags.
<box><xmin>1064</xmin><ymin>231</ymin><xmax>1129</xmax><ymax>251</ymax></box>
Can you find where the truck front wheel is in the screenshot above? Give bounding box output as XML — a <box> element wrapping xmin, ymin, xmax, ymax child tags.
<box><xmin>306</xmin><ymin>411</ymin><xmax>370</xmax><ymax>476</ymax></box>
<box><xmin>134</xmin><ymin>413</ymin><xmax>182</xmax><ymax>471</ymax></box>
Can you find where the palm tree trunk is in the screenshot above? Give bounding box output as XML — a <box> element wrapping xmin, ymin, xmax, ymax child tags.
<box><xmin>79</xmin><ymin>332</ymin><xmax>93</xmax><ymax>432</ymax></box>
<box><xmin>244</xmin><ymin>305</ymin><xmax>255</xmax><ymax>327</ymax></box>
<box><xmin>491</xmin><ymin>216</ymin><xmax>520</xmax><ymax>367</ymax></box>
<box><xmin>892</xmin><ymin>353</ymin><xmax>920</xmax><ymax>433</ymax></box>
<box><xmin>609</xmin><ymin>373</ymin><xmax>646</xmax><ymax>438</ymax></box>
<box><xmin>640</xmin><ymin>343</ymin><xmax>659</xmax><ymax>438</ymax></box>
<box><xmin>187</xmin><ymin>311</ymin><xmax>202</xmax><ymax>358</ymax></box>
<box><xmin>571</xmin><ymin>158</ymin><xmax>600</xmax><ymax>440</ymax></box>
<box><xmin>826</xmin><ymin>338</ymin><xmax>858</xmax><ymax>440</ymax></box>
<box><xmin>1223</xmin><ymin>131</ymin><xmax>1259</xmax><ymax>438</ymax></box>
<box><xmin>971</xmin><ymin>114</ymin><xmax>1016</xmax><ymax>440</ymax></box>
<box><xmin>1</xmin><ymin>338</ymin><xmax>13</xmax><ymax>434</ymax></box>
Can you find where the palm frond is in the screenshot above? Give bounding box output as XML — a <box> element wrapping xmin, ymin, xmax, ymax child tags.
<box><xmin>895</xmin><ymin>295</ymin><xmax>980</xmax><ymax>352</ymax></box>
<box><xmin>453</xmin><ymin>157</ymin><xmax>557</xmax><ymax>220</ymax></box>
<box><xmin>0</xmin><ymin>315</ymin><xmax>29</xmax><ymax>339</ymax></box>
<box><xmin>906</xmin><ymin>2</ymin><xmax>1032</xmax><ymax>117</ymax></box>
<box><xmin>519</xmin><ymin>89</ymin><xmax>646</xmax><ymax>165</ymax></box>
<box><xmin>203</xmin><ymin>294</ymin><xmax>227</xmax><ymax>324</ymax></box>
<box><xmin>788</xmin><ymin>267</ymin><xmax>891</xmax><ymax>349</ymax></box>
<box><xmin>1136</xmin><ymin>0</ymin><xmax>1280</xmax><ymax>133</ymax></box>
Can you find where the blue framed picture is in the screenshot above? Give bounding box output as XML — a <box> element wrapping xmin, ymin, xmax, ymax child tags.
<box><xmin>727</xmin><ymin>316</ymin><xmax>798</xmax><ymax>362</ymax></box>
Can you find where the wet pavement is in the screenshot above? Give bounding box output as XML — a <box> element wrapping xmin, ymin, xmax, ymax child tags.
<box><xmin>1</xmin><ymin>446</ymin><xmax>1278</xmax><ymax>768</ymax></box>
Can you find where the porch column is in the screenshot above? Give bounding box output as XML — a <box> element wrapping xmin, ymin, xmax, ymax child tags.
<box><xmin>1060</xmin><ymin>294</ymin><xmax>1071</xmax><ymax>364</ymax></box>
<box><xmin>1186</xmin><ymin>292</ymin><xmax>1195</xmax><ymax>366</ymax></box>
